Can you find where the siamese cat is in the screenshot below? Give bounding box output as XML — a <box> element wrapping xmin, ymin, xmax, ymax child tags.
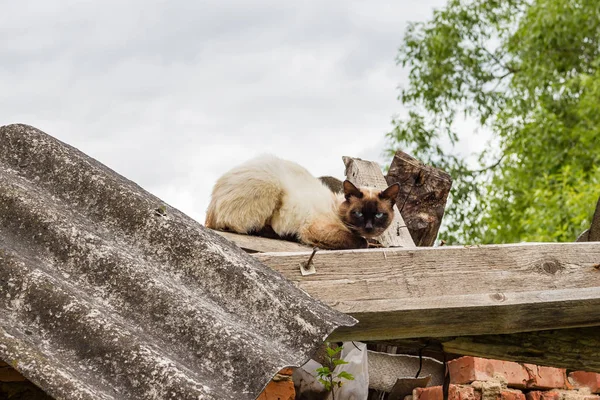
<box><xmin>205</xmin><ymin>155</ymin><xmax>400</xmax><ymax>250</ymax></box>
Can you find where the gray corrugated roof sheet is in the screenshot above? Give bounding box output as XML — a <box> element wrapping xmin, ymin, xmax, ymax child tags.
<box><xmin>0</xmin><ymin>124</ymin><xmax>356</xmax><ymax>400</ymax></box>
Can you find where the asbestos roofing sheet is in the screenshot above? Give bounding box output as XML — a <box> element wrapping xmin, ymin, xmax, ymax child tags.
<box><xmin>0</xmin><ymin>124</ymin><xmax>356</xmax><ymax>400</ymax></box>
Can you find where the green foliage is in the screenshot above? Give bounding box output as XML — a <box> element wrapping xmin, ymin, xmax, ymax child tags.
<box><xmin>386</xmin><ymin>0</ymin><xmax>600</xmax><ymax>244</ymax></box>
<box><xmin>316</xmin><ymin>343</ymin><xmax>355</xmax><ymax>399</ymax></box>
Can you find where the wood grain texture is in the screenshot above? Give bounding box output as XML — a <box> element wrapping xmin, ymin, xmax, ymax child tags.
<box><xmin>211</xmin><ymin>230</ymin><xmax>311</xmax><ymax>253</ymax></box>
<box><xmin>384</xmin><ymin>326</ymin><xmax>600</xmax><ymax>373</ymax></box>
<box><xmin>442</xmin><ymin>327</ymin><xmax>600</xmax><ymax>373</ymax></box>
<box><xmin>254</xmin><ymin>242</ymin><xmax>600</xmax><ymax>340</ymax></box>
<box><xmin>385</xmin><ymin>150</ymin><xmax>452</xmax><ymax>247</ymax></box>
<box><xmin>343</xmin><ymin>156</ymin><xmax>415</xmax><ymax>248</ymax></box>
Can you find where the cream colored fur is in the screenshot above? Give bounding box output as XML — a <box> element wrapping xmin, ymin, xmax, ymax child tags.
<box><xmin>205</xmin><ymin>155</ymin><xmax>353</xmax><ymax>247</ymax></box>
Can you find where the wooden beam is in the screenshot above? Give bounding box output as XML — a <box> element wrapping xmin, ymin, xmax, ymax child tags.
<box><xmin>254</xmin><ymin>242</ymin><xmax>600</xmax><ymax>340</ymax></box>
<box><xmin>381</xmin><ymin>326</ymin><xmax>600</xmax><ymax>373</ymax></box>
<box><xmin>385</xmin><ymin>150</ymin><xmax>452</xmax><ymax>247</ymax></box>
<box><xmin>211</xmin><ymin>230</ymin><xmax>310</xmax><ymax>253</ymax></box>
<box><xmin>443</xmin><ymin>327</ymin><xmax>600</xmax><ymax>373</ymax></box>
<box><xmin>343</xmin><ymin>156</ymin><xmax>415</xmax><ymax>248</ymax></box>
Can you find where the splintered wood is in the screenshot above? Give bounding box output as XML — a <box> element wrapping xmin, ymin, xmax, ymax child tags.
<box><xmin>343</xmin><ymin>156</ymin><xmax>416</xmax><ymax>248</ymax></box>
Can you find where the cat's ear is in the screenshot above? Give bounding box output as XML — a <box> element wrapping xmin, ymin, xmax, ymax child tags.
<box><xmin>379</xmin><ymin>183</ymin><xmax>400</xmax><ymax>203</ymax></box>
<box><xmin>343</xmin><ymin>180</ymin><xmax>363</xmax><ymax>200</ymax></box>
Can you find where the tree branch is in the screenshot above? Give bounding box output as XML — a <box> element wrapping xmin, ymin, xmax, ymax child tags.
<box><xmin>480</xmin><ymin>46</ymin><xmax>519</xmax><ymax>74</ymax></box>
<box><xmin>493</xmin><ymin>71</ymin><xmax>515</xmax><ymax>81</ymax></box>
<box><xmin>472</xmin><ymin>155</ymin><xmax>505</xmax><ymax>174</ymax></box>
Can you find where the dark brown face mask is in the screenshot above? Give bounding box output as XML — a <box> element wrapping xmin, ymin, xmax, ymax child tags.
<box><xmin>339</xmin><ymin>180</ymin><xmax>399</xmax><ymax>238</ymax></box>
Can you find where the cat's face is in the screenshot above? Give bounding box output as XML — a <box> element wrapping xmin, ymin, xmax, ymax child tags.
<box><xmin>338</xmin><ymin>180</ymin><xmax>400</xmax><ymax>238</ymax></box>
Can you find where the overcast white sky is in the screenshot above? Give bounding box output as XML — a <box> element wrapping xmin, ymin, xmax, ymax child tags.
<box><xmin>1</xmin><ymin>0</ymin><xmax>484</xmax><ymax>224</ymax></box>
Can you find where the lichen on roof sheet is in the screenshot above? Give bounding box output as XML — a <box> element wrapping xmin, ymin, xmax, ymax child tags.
<box><xmin>0</xmin><ymin>124</ymin><xmax>356</xmax><ymax>400</ymax></box>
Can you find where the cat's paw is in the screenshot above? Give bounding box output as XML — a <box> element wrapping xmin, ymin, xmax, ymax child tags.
<box><xmin>367</xmin><ymin>239</ymin><xmax>384</xmax><ymax>248</ymax></box>
<box><xmin>353</xmin><ymin>236</ymin><xmax>369</xmax><ymax>249</ymax></box>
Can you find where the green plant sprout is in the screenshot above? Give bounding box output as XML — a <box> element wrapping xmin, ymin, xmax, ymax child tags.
<box><xmin>315</xmin><ymin>343</ymin><xmax>355</xmax><ymax>400</ymax></box>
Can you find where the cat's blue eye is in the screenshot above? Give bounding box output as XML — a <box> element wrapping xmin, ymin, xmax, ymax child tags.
<box><xmin>354</xmin><ymin>211</ymin><xmax>363</xmax><ymax>218</ymax></box>
<box><xmin>375</xmin><ymin>213</ymin><xmax>384</xmax><ymax>219</ymax></box>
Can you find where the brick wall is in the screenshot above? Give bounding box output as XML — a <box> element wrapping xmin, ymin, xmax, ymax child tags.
<box><xmin>414</xmin><ymin>357</ymin><xmax>600</xmax><ymax>400</ymax></box>
<box><xmin>3</xmin><ymin>356</ymin><xmax>599</xmax><ymax>400</ymax></box>
<box><xmin>257</xmin><ymin>368</ymin><xmax>296</xmax><ymax>400</ymax></box>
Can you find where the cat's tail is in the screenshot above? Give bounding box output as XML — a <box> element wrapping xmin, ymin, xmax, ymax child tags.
<box><xmin>204</xmin><ymin>201</ymin><xmax>218</xmax><ymax>229</ymax></box>
<box><xmin>204</xmin><ymin>177</ymin><xmax>282</xmax><ymax>234</ymax></box>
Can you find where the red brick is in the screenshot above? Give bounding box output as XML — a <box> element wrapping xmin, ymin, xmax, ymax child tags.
<box><xmin>526</xmin><ymin>391</ymin><xmax>560</xmax><ymax>400</ymax></box>
<box><xmin>569</xmin><ymin>372</ymin><xmax>600</xmax><ymax>394</ymax></box>
<box><xmin>276</xmin><ymin>368</ymin><xmax>294</xmax><ymax>377</ymax></box>
<box><xmin>502</xmin><ymin>390</ymin><xmax>526</xmax><ymax>400</ymax></box>
<box><xmin>414</xmin><ymin>385</ymin><xmax>481</xmax><ymax>400</ymax></box>
<box><xmin>257</xmin><ymin>369</ymin><xmax>295</xmax><ymax>400</ymax></box>
<box><xmin>527</xmin><ymin>390</ymin><xmax>600</xmax><ymax>400</ymax></box>
<box><xmin>449</xmin><ymin>357</ymin><xmax>526</xmax><ymax>386</ymax></box>
<box><xmin>0</xmin><ymin>364</ymin><xmax>27</xmax><ymax>382</ymax></box>
<box><xmin>257</xmin><ymin>379</ymin><xmax>295</xmax><ymax>400</ymax></box>
<box><xmin>448</xmin><ymin>357</ymin><xmax>568</xmax><ymax>390</ymax></box>
<box><xmin>524</xmin><ymin>365</ymin><xmax>569</xmax><ymax>390</ymax></box>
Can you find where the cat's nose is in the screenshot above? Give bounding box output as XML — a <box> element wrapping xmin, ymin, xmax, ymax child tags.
<box><xmin>365</xmin><ymin>221</ymin><xmax>373</xmax><ymax>231</ymax></box>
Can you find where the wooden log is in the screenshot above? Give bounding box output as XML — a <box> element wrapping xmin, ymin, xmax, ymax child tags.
<box><xmin>590</xmin><ymin>196</ymin><xmax>600</xmax><ymax>241</ymax></box>
<box><xmin>382</xmin><ymin>326</ymin><xmax>600</xmax><ymax>373</ymax></box>
<box><xmin>577</xmin><ymin>195</ymin><xmax>600</xmax><ymax>242</ymax></box>
<box><xmin>211</xmin><ymin>230</ymin><xmax>311</xmax><ymax>253</ymax></box>
<box><xmin>385</xmin><ymin>150</ymin><xmax>452</xmax><ymax>247</ymax></box>
<box><xmin>254</xmin><ymin>242</ymin><xmax>600</xmax><ymax>340</ymax></box>
<box><xmin>343</xmin><ymin>156</ymin><xmax>415</xmax><ymax>248</ymax></box>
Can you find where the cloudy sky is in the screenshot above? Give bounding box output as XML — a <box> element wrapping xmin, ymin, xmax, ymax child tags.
<box><xmin>1</xmin><ymin>0</ymin><xmax>471</xmax><ymax>224</ymax></box>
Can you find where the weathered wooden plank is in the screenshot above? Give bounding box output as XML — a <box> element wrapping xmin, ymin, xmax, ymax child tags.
<box><xmin>383</xmin><ymin>326</ymin><xmax>600</xmax><ymax>373</ymax></box>
<box><xmin>343</xmin><ymin>156</ymin><xmax>415</xmax><ymax>248</ymax></box>
<box><xmin>211</xmin><ymin>230</ymin><xmax>311</xmax><ymax>253</ymax></box>
<box><xmin>385</xmin><ymin>150</ymin><xmax>452</xmax><ymax>247</ymax></box>
<box><xmin>443</xmin><ymin>327</ymin><xmax>600</xmax><ymax>373</ymax></box>
<box><xmin>254</xmin><ymin>242</ymin><xmax>600</xmax><ymax>340</ymax></box>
